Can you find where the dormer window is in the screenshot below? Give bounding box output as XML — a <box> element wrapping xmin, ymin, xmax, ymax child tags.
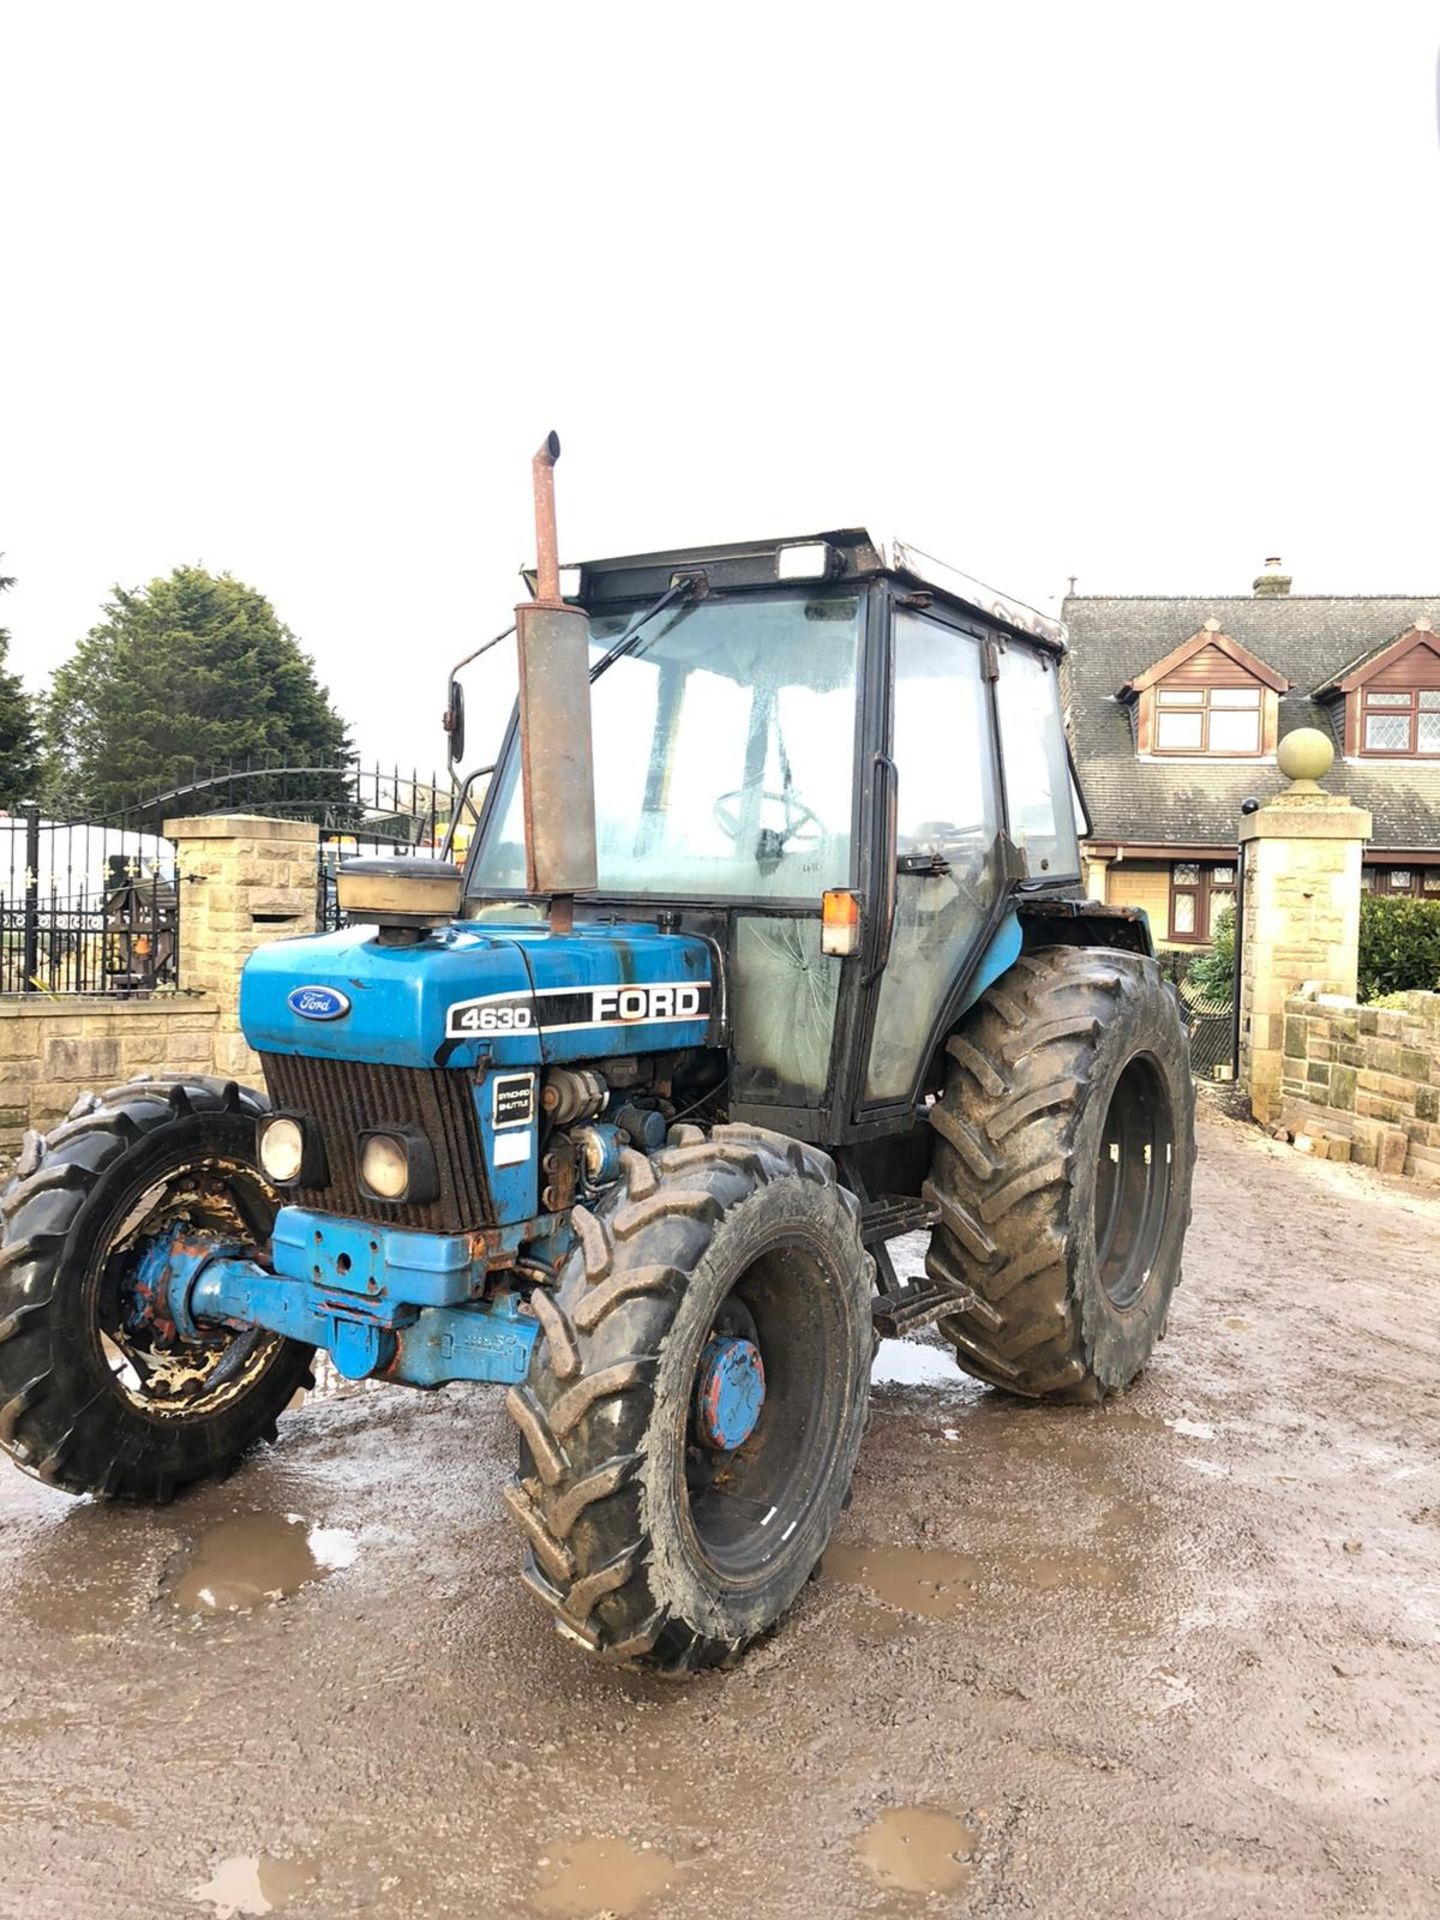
<box><xmin>1321</xmin><ymin>620</ymin><xmax>1440</xmax><ymax>759</ymax></box>
<box><xmin>1359</xmin><ymin>688</ymin><xmax>1440</xmax><ymax>756</ymax></box>
<box><xmin>1154</xmin><ymin>683</ymin><xmax>1263</xmax><ymax>755</ymax></box>
<box><xmin>1124</xmin><ymin>622</ymin><xmax>1288</xmax><ymax>760</ymax></box>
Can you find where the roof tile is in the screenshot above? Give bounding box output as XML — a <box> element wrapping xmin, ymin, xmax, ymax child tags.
<box><xmin>1062</xmin><ymin>595</ymin><xmax>1440</xmax><ymax>850</ymax></box>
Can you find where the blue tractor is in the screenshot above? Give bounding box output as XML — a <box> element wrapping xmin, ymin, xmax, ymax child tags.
<box><xmin>0</xmin><ymin>439</ymin><xmax>1194</xmax><ymax>1672</ymax></box>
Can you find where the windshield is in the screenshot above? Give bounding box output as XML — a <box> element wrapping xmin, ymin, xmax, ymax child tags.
<box><xmin>469</xmin><ymin>591</ymin><xmax>863</xmax><ymax>900</ymax></box>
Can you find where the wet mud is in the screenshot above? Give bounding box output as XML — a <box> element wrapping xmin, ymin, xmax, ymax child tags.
<box><xmin>191</xmin><ymin>1853</ymin><xmax>319</xmax><ymax>1917</ymax></box>
<box><xmin>855</xmin><ymin>1806</ymin><xmax>976</xmax><ymax>1895</ymax></box>
<box><xmin>3</xmin><ymin>1105</ymin><xmax>1439</xmax><ymax>1919</ymax></box>
<box><xmin>169</xmin><ymin>1513</ymin><xmax>359</xmax><ymax>1615</ymax></box>
<box><xmin>529</xmin><ymin>1835</ymin><xmax>679</xmax><ymax>1916</ymax></box>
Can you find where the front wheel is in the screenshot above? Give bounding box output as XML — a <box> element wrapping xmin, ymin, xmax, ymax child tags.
<box><xmin>929</xmin><ymin>946</ymin><xmax>1195</xmax><ymax>1401</ymax></box>
<box><xmin>0</xmin><ymin>1078</ymin><xmax>315</xmax><ymax>1499</ymax></box>
<box><xmin>504</xmin><ymin>1124</ymin><xmax>875</xmax><ymax>1673</ymax></box>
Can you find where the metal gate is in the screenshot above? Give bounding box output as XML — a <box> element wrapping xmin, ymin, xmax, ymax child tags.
<box><xmin>1185</xmin><ymin>993</ymin><xmax>1236</xmax><ymax>1080</ymax></box>
<box><xmin>315</xmin><ymin>766</ymin><xmax>448</xmax><ymax>930</ymax></box>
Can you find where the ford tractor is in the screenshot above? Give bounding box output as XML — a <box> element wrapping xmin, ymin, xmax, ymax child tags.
<box><xmin>0</xmin><ymin>438</ymin><xmax>1194</xmax><ymax>1672</ymax></box>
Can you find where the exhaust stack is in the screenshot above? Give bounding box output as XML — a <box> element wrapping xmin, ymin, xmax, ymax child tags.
<box><xmin>515</xmin><ymin>432</ymin><xmax>598</xmax><ymax>927</ymax></box>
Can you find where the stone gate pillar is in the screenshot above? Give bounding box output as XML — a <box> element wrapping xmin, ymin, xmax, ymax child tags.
<box><xmin>1238</xmin><ymin>732</ymin><xmax>1371</xmax><ymax>1125</ymax></box>
<box><xmin>166</xmin><ymin>814</ymin><xmax>320</xmax><ymax>1083</ymax></box>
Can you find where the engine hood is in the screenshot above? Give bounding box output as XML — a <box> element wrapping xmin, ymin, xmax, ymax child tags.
<box><xmin>240</xmin><ymin>919</ymin><xmax>715</xmax><ymax>1071</ymax></box>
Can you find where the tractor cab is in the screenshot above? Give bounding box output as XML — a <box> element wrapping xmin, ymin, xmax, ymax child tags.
<box><xmin>462</xmin><ymin>529</ymin><xmax>1085</xmax><ymax>1135</ymax></box>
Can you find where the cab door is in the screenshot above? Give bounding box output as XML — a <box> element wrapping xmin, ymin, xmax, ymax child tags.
<box><xmin>859</xmin><ymin>606</ymin><xmax>1005</xmax><ymax>1109</ymax></box>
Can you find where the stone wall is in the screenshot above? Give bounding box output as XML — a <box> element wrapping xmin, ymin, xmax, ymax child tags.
<box><xmin>165</xmin><ymin>814</ymin><xmax>319</xmax><ymax>1081</ymax></box>
<box><xmin>0</xmin><ymin>996</ymin><xmax>222</xmax><ymax>1153</ymax></box>
<box><xmin>1239</xmin><ymin>784</ymin><xmax>1370</xmax><ymax>1126</ymax></box>
<box><xmin>1279</xmin><ymin>987</ymin><xmax>1440</xmax><ymax>1182</ymax></box>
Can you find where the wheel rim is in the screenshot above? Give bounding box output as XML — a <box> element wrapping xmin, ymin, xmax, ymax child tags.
<box><xmin>681</xmin><ymin>1235</ymin><xmax>848</xmax><ymax>1584</ymax></box>
<box><xmin>88</xmin><ymin>1154</ymin><xmax>290</xmax><ymax>1418</ymax></box>
<box><xmin>1094</xmin><ymin>1053</ymin><xmax>1176</xmax><ymax>1312</ymax></box>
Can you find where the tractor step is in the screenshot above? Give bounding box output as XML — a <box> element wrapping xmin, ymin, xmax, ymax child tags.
<box><xmin>872</xmin><ymin>1271</ymin><xmax>977</xmax><ymax>1338</ymax></box>
<box><xmin>859</xmin><ymin>1194</ymin><xmax>939</xmax><ymax>1247</ymax></box>
<box><xmin>860</xmin><ymin>1193</ymin><xmax>973</xmax><ymax>1336</ymax></box>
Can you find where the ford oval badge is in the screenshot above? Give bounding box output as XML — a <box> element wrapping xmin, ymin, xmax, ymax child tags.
<box><xmin>288</xmin><ymin>985</ymin><xmax>351</xmax><ymax>1022</ymax></box>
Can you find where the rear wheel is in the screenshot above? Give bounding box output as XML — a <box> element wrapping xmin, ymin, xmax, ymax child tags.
<box><xmin>504</xmin><ymin>1124</ymin><xmax>875</xmax><ymax>1673</ymax></box>
<box><xmin>0</xmin><ymin>1079</ymin><xmax>315</xmax><ymax>1499</ymax></box>
<box><xmin>928</xmin><ymin>946</ymin><xmax>1195</xmax><ymax>1401</ymax></box>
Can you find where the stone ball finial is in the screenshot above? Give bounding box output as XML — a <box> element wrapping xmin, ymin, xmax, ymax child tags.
<box><xmin>1277</xmin><ymin>727</ymin><xmax>1334</xmax><ymax>786</ymax></box>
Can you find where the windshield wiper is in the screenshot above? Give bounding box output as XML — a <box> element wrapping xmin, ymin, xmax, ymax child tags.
<box><xmin>589</xmin><ymin>577</ymin><xmax>697</xmax><ymax>683</ymax></box>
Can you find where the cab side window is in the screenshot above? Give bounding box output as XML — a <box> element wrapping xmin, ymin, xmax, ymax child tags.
<box><xmin>864</xmin><ymin>613</ymin><xmax>1001</xmax><ymax>1103</ymax></box>
<box><xmin>995</xmin><ymin>643</ymin><xmax>1080</xmax><ymax>881</ymax></box>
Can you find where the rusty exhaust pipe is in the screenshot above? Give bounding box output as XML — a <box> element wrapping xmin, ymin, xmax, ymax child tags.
<box><xmin>514</xmin><ymin>430</ymin><xmax>597</xmax><ymax>929</ymax></box>
<box><xmin>531</xmin><ymin>430</ymin><xmax>563</xmax><ymax>608</ymax></box>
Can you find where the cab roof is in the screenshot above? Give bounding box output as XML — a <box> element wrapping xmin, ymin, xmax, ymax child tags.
<box><xmin>531</xmin><ymin>528</ymin><xmax>1067</xmax><ymax>653</ymax></box>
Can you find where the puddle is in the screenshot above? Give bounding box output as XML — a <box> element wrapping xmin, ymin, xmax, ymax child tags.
<box><xmin>871</xmin><ymin>1338</ymin><xmax>959</xmax><ymax>1389</ymax></box>
<box><xmin>170</xmin><ymin>1513</ymin><xmax>358</xmax><ymax>1615</ymax></box>
<box><xmin>823</xmin><ymin>1542</ymin><xmax>979</xmax><ymax>1618</ymax></box>
<box><xmin>1016</xmin><ymin>1553</ymin><xmax>1122</xmax><ymax>1591</ymax></box>
<box><xmin>530</xmin><ymin>1835</ymin><xmax>678</xmax><ymax>1916</ymax></box>
<box><xmin>1166</xmin><ymin>1418</ymin><xmax>1217</xmax><ymax>1440</ymax></box>
<box><xmin>855</xmin><ymin>1807</ymin><xmax>975</xmax><ymax>1895</ymax></box>
<box><xmin>825</xmin><ymin>1540</ymin><xmax>1126</xmax><ymax>1617</ymax></box>
<box><xmin>190</xmin><ymin>1853</ymin><xmax>318</xmax><ymax>1917</ymax></box>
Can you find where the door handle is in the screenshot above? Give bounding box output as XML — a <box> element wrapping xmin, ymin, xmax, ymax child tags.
<box><xmin>864</xmin><ymin>752</ymin><xmax>899</xmax><ymax>985</ymax></box>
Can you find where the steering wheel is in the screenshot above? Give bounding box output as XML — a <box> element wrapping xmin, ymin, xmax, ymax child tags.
<box><xmin>712</xmin><ymin>789</ymin><xmax>823</xmax><ymax>853</ymax></box>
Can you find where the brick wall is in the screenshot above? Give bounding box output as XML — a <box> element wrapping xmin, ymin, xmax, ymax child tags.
<box><xmin>0</xmin><ymin>997</ymin><xmax>222</xmax><ymax>1153</ymax></box>
<box><xmin>1280</xmin><ymin>987</ymin><xmax>1440</xmax><ymax>1182</ymax></box>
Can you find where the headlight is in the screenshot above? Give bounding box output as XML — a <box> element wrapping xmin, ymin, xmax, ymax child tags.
<box><xmin>360</xmin><ymin>1133</ymin><xmax>410</xmax><ymax>1199</ymax></box>
<box><xmin>357</xmin><ymin>1129</ymin><xmax>439</xmax><ymax>1205</ymax></box>
<box><xmin>257</xmin><ymin>1116</ymin><xmax>307</xmax><ymax>1185</ymax></box>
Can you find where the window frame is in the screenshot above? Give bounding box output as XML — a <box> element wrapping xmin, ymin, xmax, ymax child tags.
<box><xmin>1365</xmin><ymin>864</ymin><xmax>1440</xmax><ymax>897</ymax></box>
<box><xmin>1150</xmin><ymin>681</ymin><xmax>1265</xmax><ymax>758</ymax></box>
<box><xmin>1357</xmin><ymin>687</ymin><xmax>1440</xmax><ymax>759</ymax></box>
<box><xmin>1169</xmin><ymin>861</ymin><xmax>1237</xmax><ymax>945</ymax></box>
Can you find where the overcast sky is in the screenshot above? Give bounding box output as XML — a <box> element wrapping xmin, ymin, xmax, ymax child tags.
<box><xmin>3</xmin><ymin>2</ymin><xmax>1438</xmax><ymax>775</ymax></box>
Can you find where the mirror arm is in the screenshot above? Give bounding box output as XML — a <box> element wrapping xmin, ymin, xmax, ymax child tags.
<box><xmin>440</xmin><ymin>764</ymin><xmax>496</xmax><ymax>865</ymax></box>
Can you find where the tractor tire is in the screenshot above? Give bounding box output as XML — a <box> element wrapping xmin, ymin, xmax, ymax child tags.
<box><xmin>0</xmin><ymin>1077</ymin><xmax>315</xmax><ymax>1500</ymax></box>
<box><xmin>503</xmin><ymin>1124</ymin><xmax>875</xmax><ymax>1673</ymax></box>
<box><xmin>928</xmin><ymin>946</ymin><xmax>1194</xmax><ymax>1401</ymax></box>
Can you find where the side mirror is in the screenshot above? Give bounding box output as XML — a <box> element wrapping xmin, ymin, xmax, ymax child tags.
<box><xmin>443</xmin><ymin>680</ymin><xmax>465</xmax><ymax>767</ymax></box>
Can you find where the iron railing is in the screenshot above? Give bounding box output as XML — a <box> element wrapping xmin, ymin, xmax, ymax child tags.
<box><xmin>312</xmin><ymin>764</ymin><xmax>453</xmax><ymax>931</ymax></box>
<box><xmin>2</xmin><ymin>765</ymin><xmax>458</xmax><ymax>986</ymax></box>
<box><xmin>0</xmin><ymin>806</ymin><xmax>181</xmax><ymax>996</ymax></box>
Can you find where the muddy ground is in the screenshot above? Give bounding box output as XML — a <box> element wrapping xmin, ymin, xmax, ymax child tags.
<box><xmin>2</xmin><ymin>1102</ymin><xmax>1438</xmax><ymax>1920</ymax></box>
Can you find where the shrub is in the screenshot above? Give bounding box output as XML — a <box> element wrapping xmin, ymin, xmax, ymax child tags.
<box><xmin>1186</xmin><ymin>903</ymin><xmax>1235</xmax><ymax>1003</ymax></box>
<box><xmin>1357</xmin><ymin>893</ymin><xmax>1440</xmax><ymax>1002</ymax></box>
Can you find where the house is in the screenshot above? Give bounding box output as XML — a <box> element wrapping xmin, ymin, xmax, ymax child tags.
<box><xmin>1061</xmin><ymin>561</ymin><xmax>1440</xmax><ymax>948</ymax></box>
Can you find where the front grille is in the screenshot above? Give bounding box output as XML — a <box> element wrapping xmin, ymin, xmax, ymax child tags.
<box><xmin>260</xmin><ymin>1054</ymin><xmax>493</xmax><ymax>1232</ymax></box>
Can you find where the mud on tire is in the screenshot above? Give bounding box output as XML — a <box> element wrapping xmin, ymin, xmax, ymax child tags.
<box><xmin>504</xmin><ymin>1124</ymin><xmax>875</xmax><ymax>1674</ymax></box>
<box><xmin>0</xmin><ymin>1078</ymin><xmax>315</xmax><ymax>1500</ymax></box>
<box><xmin>928</xmin><ymin>946</ymin><xmax>1195</xmax><ymax>1401</ymax></box>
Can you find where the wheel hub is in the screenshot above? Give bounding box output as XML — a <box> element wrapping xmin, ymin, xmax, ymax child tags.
<box><xmin>693</xmin><ymin>1335</ymin><xmax>765</xmax><ymax>1451</ymax></box>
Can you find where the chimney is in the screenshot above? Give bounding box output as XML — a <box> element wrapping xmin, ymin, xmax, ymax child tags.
<box><xmin>1253</xmin><ymin>556</ymin><xmax>1292</xmax><ymax>597</ymax></box>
